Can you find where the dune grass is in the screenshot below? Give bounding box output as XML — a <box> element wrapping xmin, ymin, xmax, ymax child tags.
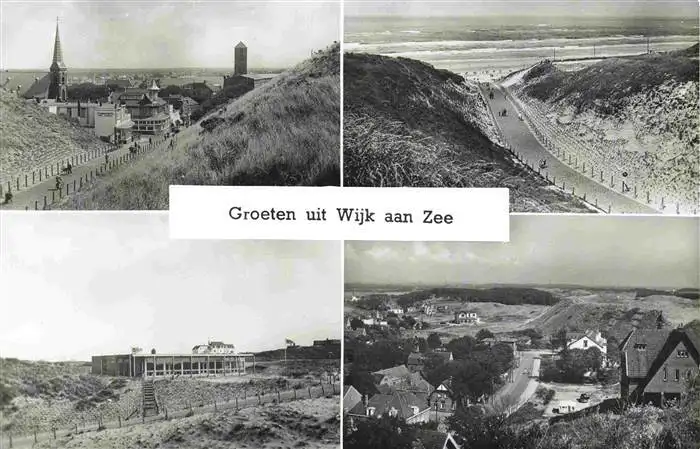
<box><xmin>0</xmin><ymin>90</ymin><xmax>107</xmax><ymax>182</ymax></box>
<box><xmin>66</xmin><ymin>44</ymin><xmax>340</xmax><ymax>210</ymax></box>
<box><xmin>523</xmin><ymin>51</ymin><xmax>699</xmax><ymax>114</ymax></box>
<box><xmin>343</xmin><ymin>52</ymin><xmax>593</xmax><ymax>213</ymax></box>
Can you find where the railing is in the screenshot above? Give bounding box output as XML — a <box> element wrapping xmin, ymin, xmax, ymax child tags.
<box><xmin>0</xmin><ymin>381</ymin><xmax>339</xmax><ymax>448</ymax></box>
<box><xmin>502</xmin><ymin>87</ymin><xmax>697</xmax><ymax>215</ymax></box>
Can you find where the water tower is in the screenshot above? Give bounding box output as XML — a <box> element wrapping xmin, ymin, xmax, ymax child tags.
<box><xmin>234</xmin><ymin>42</ymin><xmax>247</xmax><ymax>75</ymax></box>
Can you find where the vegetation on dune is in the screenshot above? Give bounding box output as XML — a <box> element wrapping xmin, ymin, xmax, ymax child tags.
<box><xmin>354</xmin><ymin>287</ymin><xmax>560</xmax><ymax>310</ymax></box>
<box><xmin>523</xmin><ymin>52</ymin><xmax>699</xmax><ymax>114</ymax></box>
<box><xmin>343</xmin><ymin>52</ymin><xmax>592</xmax><ymax>213</ymax></box>
<box><xmin>65</xmin><ymin>43</ymin><xmax>340</xmax><ymax>210</ymax></box>
<box><xmin>0</xmin><ymin>90</ymin><xmax>107</xmax><ymax>181</ymax></box>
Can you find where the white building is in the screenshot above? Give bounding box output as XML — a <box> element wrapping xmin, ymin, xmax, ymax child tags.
<box><xmin>566</xmin><ymin>331</ymin><xmax>608</xmax><ymax>355</ymax></box>
<box><xmin>192</xmin><ymin>340</ymin><xmax>236</xmax><ymax>354</ymax></box>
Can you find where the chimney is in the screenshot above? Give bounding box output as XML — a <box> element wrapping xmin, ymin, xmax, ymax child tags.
<box><xmin>362</xmin><ymin>394</ymin><xmax>368</xmax><ymax>407</ymax></box>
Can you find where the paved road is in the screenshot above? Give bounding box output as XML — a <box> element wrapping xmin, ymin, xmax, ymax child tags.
<box><xmin>488</xmin><ymin>351</ymin><xmax>541</xmax><ymax>415</ymax></box>
<box><xmin>0</xmin><ymin>135</ymin><xmax>174</xmax><ymax>211</ymax></box>
<box><xmin>482</xmin><ymin>84</ymin><xmax>658</xmax><ymax>214</ymax></box>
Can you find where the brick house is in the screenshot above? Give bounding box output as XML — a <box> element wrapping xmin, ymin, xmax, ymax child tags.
<box><xmin>619</xmin><ymin>327</ymin><xmax>700</xmax><ymax>405</ymax></box>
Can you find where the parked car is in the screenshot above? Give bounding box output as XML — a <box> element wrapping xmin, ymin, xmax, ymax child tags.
<box><xmin>578</xmin><ymin>393</ymin><xmax>591</xmax><ymax>403</ymax></box>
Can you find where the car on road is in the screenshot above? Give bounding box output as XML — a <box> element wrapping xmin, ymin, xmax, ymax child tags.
<box><xmin>578</xmin><ymin>393</ymin><xmax>591</xmax><ymax>403</ymax></box>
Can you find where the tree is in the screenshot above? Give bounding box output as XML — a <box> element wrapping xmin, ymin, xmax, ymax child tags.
<box><xmin>345</xmin><ymin>368</ymin><xmax>378</xmax><ymax>397</ymax></box>
<box><xmin>450</xmin><ymin>361</ymin><xmax>495</xmax><ymax>406</ymax></box>
<box><xmin>344</xmin><ymin>416</ymin><xmax>416</xmax><ymax>449</ymax></box>
<box><xmin>415</xmin><ymin>337</ymin><xmax>428</xmax><ymax>353</ymax></box>
<box><xmin>551</xmin><ymin>328</ymin><xmax>568</xmax><ymax>350</ymax></box>
<box><xmin>447</xmin><ymin>335</ymin><xmax>477</xmax><ymax>360</ymax></box>
<box><xmin>476</xmin><ymin>329</ymin><xmax>495</xmax><ymax>341</ymax></box>
<box><xmin>447</xmin><ymin>406</ymin><xmax>543</xmax><ymax>449</ymax></box>
<box><xmin>350</xmin><ymin>318</ymin><xmax>364</xmax><ymax>330</ymax></box>
<box><xmin>427</xmin><ymin>333</ymin><xmax>442</xmax><ymax>349</ymax></box>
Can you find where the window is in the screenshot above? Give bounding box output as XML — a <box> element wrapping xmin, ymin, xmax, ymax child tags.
<box><xmin>366</xmin><ymin>407</ymin><xmax>375</xmax><ymax>417</ymax></box>
<box><xmin>677</xmin><ymin>350</ymin><xmax>689</xmax><ymax>358</ymax></box>
<box><xmin>663</xmin><ymin>366</ymin><xmax>667</xmax><ymax>381</ymax></box>
<box><xmin>634</xmin><ymin>343</ymin><xmax>647</xmax><ymax>350</ymax></box>
<box><xmin>583</xmin><ymin>339</ymin><xmax>588</xmax><ymax>348</ymax></box>
<box><xmin>675</xmin><ymin>369</ymin><xmax>680</xmax><ymax>382</ymax></box>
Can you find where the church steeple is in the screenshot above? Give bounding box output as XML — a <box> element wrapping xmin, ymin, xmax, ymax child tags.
<box><xmin>48</xmin><ymin>17</ymin><xmax>68</xmax><ymax>102</ymax></box>
<box><xmin>51</xmin><ymin>18</ymin><xmax>66</xmax><ymax>69</ymax></box>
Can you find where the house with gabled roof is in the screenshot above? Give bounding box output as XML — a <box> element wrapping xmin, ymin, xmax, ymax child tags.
<box><xmin>413</xmin><ymin>430</ymin><xmax>461</xmax><ymax>449</ymax></box>
<box><xmin>567</xmin><ymin>330</ymin><xmax>607</xmax><ymax>355</ymax></box>
<box><xmin>619</xmin><ymin>326</ymin><xmax>700</xmax><ymax>406</ymax></box>
<box><xmin>428</xmin><ymin>377</ymin><xmax>457</xmax><ymax>412</ymax></box>
<box><xmin>343</xmin><ymin>385</ymin><xmax>362</xmax><ymax>414</ymax></box>
<box><xmin>347</xmin><ymin>390</ymin><xmax>431</xmax><ymax>424</ymax></box>
<box><xmin>372</xmin><ymin>364</ymin><xmax>411</xmax><ymax>387</ymax></box>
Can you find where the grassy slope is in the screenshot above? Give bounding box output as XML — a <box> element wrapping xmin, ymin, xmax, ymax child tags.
<box><xmin>343</xmin><ymin>53</ymin><xmax>591</xmax><ymax>213</ymax></box>
<box><xmin>34</xmin><ymin>397</ymin><xmax>340</xmax><ymax>449</ymax></box>
<box><xmin>0</xmin><ymin>90</ymin><xmax>107</xmax><ymax>181</ymax></box>
<box><xmin>522</xmin><ymin>50</ymin><xmax>699</xmax><ymax>114</ymax></box>
<box><xmin>516</xmin><ymin>47</ymin><xmax>700</xmax><ymax>209</ymax></box>
<box><xmin>65</xmin><ymin>44</ymin><xmax>340</xmax><ymax>210</ymax></box>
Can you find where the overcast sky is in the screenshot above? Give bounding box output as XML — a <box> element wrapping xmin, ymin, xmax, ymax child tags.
<box><xmin>0</xmin><ymin>214</ymin><xmax>341</xmax><ymax>361</ymax></box>
<box><xmin>346</xmin><ymin>216</ymin><xmax>699</xmax><ymax>289</ymax></box>
<box><xmin>346</xmin><ymin>0</ymin><xmax>699</xmax><ymax>18</ymax></box>
<box><xmin>1</xmin><ymin>0</ymin><xmax>339</xmax><ymax>70</ymax></box>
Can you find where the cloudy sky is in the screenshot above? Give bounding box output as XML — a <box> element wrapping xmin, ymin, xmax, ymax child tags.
<box><xmin>346</xmin><ymin>0</ymin><xmax>699</xmax><ymax>17</ymax></box>
<box><xmin>1</xmin><ymin>0</ymin><xmax>339</xmax><ymax>70</ymax></box>
<box><xmin>0</xmin><ymin>213</ymin><xmax>341</xmax><ymax>361</ymax></box>
<box><xmin>346</xmin><ymin>216</ymin><xmax>699</xmax><ymax>289</ymax></box>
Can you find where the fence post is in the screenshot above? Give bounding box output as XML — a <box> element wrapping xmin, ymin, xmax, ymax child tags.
<box><xmin>277</xmin><ymin>389</ymin><xmax>281</xmax><ymax>402</ymax></box>
<box><xmin>562</xmin><ymin>181</ymin><xmax>565</xmax><ymax>190</ymax></box>
<box><xmin>608</xmin><ymin>205</ymin><xmax>611</xmax><ymax>214</ymax></box>
<box><xmin>646</xmin><ymin>191</ymin><xmax>650</xmax><ymax>203</ymax></box>
<box><xmin>572</xmin><ymin>186</ymin><xmax>575</xmax><ymax>195</ymax></box>
<box><xmin>676</xmin><ymin>203</ymin><xmax>680</xmax><ymax>215</ymax></box>
<box><xmin>73</xmin><ymin>179</ymin><xmax>76</xmax><ymax>192</ymax></box>
<box><xmin>610</xmin><ymin>174</ymin><xmax>614</xmax><ymax>188</ymax></box>
<box><xmin>39</xmin><ymin>170</ymin><xmax>42</xmax><ymax>182</ymax></box>
<box><xmin>321</xmin><ymin>384</ymin><xmax>325</xmax><ymax>395</ymax></box>
<box><xmin>308</xmin><ymin>386</ymin><xmax>312</xmax><ymax>398</ymax></box>
<box><xmin>35</xmin><ymin>200</ymin><xmax>38</xmax><ymax>210</ymax></box>
<box><xmin>16</xmin><ymin>177</ymin><xmax>20</xmax><ymax>191</ymax></box>
<box><xmin>52</xmin><ymin>190</ymin><xmax>56</xmax><ymax>203</ymax></box>
<box><xmin>660</xmin><ymin>197</ymin><xmax>665</xmax><ymax>209</ymax></box>
<box><xmin>634</xmin><ymin>185</ymin><xmax>637</xmax><ymax>198</ymax></box>
<box><xmin>44</xmin><ymin>196</ymin><xmax>47</xmax><ymax>209</ymax></box>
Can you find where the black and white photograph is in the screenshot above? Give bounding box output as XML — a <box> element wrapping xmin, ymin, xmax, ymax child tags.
<box><xmin>343</xmin><ymin>0</ymin><xmax>699</xmax><ymax>214</ymax></box>
<box><xmin>0</xmin><ymin>0</ymin><xmax>340</xmax><ymax>211</ymax></box>
<box><xmin>343</xmin><ymin>215</ymin><xmax>700</xmax><ymax>449</ymax></box>
<box><xmin>0</xmin><ymin>214</ymin><xmax>341</xmax><ymax>448</ymax></box>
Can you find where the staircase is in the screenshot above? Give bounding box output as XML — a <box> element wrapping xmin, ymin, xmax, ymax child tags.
<box><xmin>142</xmin><ymin>379</ymin><xmax>159</xmax><ymax>417</ymax></box>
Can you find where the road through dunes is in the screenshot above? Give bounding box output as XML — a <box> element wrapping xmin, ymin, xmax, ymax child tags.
<box><xmin>481</xmin><ymin>83</ymin><xmax>658</xmax><ymax>214</ymax></box>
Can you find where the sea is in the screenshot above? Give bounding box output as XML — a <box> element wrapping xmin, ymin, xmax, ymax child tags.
<box><xmin>344</xmin><ymin>16</ymin><xmax>699</xmax><ymax>78</ymax></box>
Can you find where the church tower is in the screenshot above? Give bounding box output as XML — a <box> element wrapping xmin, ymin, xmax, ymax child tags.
<box><xmin>234</xmin><ymin>41</ymin><xmax>247</xmax><ymax>75</ymax></box>
<box><xmin>48</xmin><ymin>19</ymin><xmax>68</xmax><ymax>102</ymax></box>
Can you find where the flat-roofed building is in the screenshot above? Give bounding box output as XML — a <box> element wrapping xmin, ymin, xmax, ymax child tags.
<box><xmin>91</xmin><ymin>351</ymin><xmax>255</xmax><ymax>378</ymax></box>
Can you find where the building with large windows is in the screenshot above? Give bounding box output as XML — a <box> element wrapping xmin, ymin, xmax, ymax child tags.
<box><xmin>112</xmin><ymin>81</ymin><xmax>171</xmax><ymax>135</ymax></box>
